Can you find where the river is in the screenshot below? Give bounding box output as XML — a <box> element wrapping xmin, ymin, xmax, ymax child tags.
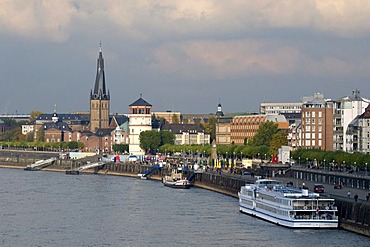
<box><xmin>0</xmin><ymin>168</ymin><xmax>368</xmax><ymax>246</ymax></box>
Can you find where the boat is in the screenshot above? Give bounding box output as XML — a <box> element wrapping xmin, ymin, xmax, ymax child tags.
<box><xmin>162</xmin><ymin>170</ymin><xmax>191</xmax><ymax>189</ymax></box>
<box><xmin>238</xmin><ymin>179</ymin><xmax>338</xmax><ymax>228</ymax></box>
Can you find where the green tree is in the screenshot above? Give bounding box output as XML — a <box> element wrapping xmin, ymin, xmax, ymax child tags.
<box><xmin>67</xmin><ymin>141</ymin><xmax>79</xmax><ymax>150</ymax></box>
<box><xmin>112</xmin><ymin>144</ymin><xmax>129</xmax><ymax>153</ymax></box>
<box><xmin>200</xmin><ymin>116</ymin><xmax>217</xmax><ymax>142</ymax></box>
<box><xmin>139</xmin><ymin>130</ymin><xmax>161</xmax><ymax>154</ymax></box>
<box><xmin>251</xmin><ymin>122</ymin><xmax>279</xmax><ymax>146</ymax></box>
<box><xmin>160</xmin><ymin>130</ymin><xmax>175</xmax><ymax>145</ymax></box>
<box><xmin>269</xmin><ymin>130</ymin><xmax>288</xmax><ymax>154</ymax></box>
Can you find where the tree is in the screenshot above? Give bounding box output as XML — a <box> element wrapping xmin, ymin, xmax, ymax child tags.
<box><xmin>251</xmin><ymin>122</ymin><xmax>279</xmax><ymax>146</ymax></box>
<box><xmin>269</xmin><ymin>130</ymin><xmax>288</xmax><ymax>154</ymax></box>
<box><xmin>160</xmin><ymin>130</ymin><xmax>175</xmax><ymax>145</ymax></box>
<box><xmin>35</xmin><ymin>126</ymin><xmax>44</xmax><ymax>142</ymax></box>
<box><xmin>29</xmin><ymin>110</ymin><xmax>43</xmax><ymax>123</ymax></box>
<box><xmin>112</xmin><ymin>144</ymin><xmax>129</xmax><ymax>153</ymax></box>
<box><xmin>172</xmin><ymin>114</ymin><xmax>180</xmax><ymax>124</ymax></box>
<box><xmin>139</xmin><ymin>131</ymin><xmax>161</xmax><ymax>154</ymax></box>
<box><xmin>67</xmin><ymin>141</ymin><xmax>79</xmax><ymax>150</ymax></box>
<box><xmin>200</xmin><ymin>116</ymin><xmax>217</xmax><ymax>142</ymax></box>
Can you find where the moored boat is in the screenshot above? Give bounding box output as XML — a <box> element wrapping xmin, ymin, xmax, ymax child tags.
<box><xmin>238</xmin><ymin>179</ymin><xmax>338</xmax><ymax>228</ymax></box>
<box><xmin>162</xmin><ymin>171</ymin><xmax>191</xmax><ymax>189</ymax></box>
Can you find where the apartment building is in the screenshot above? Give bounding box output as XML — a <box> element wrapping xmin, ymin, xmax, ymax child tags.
<box><xmin>333</xmin><ymin>90</ymin><xmax>370</xmax><ymax>151</ymax></box>
<box><xmin>301</xmin><ymin>93</ymin><xmax>333</xmax><ymax>150</ymax></box>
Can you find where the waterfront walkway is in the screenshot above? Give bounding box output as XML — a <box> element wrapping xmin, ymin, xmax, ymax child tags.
<box><xmin>265</xmin><ymin>175</ymin><xmax>370</xmax><ymax>202</ymax></box>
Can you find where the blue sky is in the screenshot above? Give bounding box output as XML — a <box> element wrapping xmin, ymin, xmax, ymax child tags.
<box><xmin>2</xmin><ymin>1</ymin><xmax>370</xmax><ymax>115</ymax></box>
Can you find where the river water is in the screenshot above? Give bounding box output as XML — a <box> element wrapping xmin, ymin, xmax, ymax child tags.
<box><xmin>0</xmin><ymin>168</ymin><xmax>368</xmax><ymax>247</ymax></box>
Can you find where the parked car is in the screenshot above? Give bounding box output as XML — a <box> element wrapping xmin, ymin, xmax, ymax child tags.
<box><xmin>313</xmin><ymin>184</ymin><xmax>325</xmax><ymax>193</ymax></box>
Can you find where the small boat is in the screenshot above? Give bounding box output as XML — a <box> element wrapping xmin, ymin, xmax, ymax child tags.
<box><xmin>162</xmin><ymin>170</ymin><xmax>191</xmax><ymax>189</ymax></box>
<box><xmin>238</xmin><ymin>179</ymin><xmax>338</xmax><ymax>228</ymax></box>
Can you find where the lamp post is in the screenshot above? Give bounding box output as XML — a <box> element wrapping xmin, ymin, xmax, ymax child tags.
<box><xmin>323</xmin><ymin>159</ymin><xmax>326</xmax><ymax>170</ymax></box>
<box><xmin>299</xmin><ymin>157</ymin><xmax>300</xmax><ymax>165</ymax></box>
<box><xmin>241</xmin><ymin>151</ymin><xmax>243</xmax><ymax>160</ymax></box>
<box><xmin>342</xmin><ymin>161</ymin><xmax>345</xmax><ymax>172</ymax></box>
<box><xmin>264</xmin><ymin>153</ymin><xmax>267</xmax><ymax>161</ymax></box>
<box><xmin>366</xmin><ymin>163</ymin><xmax>368</xmax><ymax>176</ymax></box>
<box><xmin>306</xmin><ymin>158</ymin><xmax>308</xmax><ymax>165</ymax></box>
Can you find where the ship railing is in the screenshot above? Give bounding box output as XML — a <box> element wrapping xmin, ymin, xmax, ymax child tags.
<box><xmin>293</xmin><ymin>205</ymin><xmax>337</xmax><ymax>211</ymax></box>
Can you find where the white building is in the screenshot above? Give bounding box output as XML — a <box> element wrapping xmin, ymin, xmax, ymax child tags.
<box><xmin>128</xmin><ymin>96</ymin><xmax>152</xmax><ymax>156</ymax></box>
<box><xmin>333</xmin><ymin>90</ymin><xmax>370</xmax><ymax>152</ymax></box>
<box><xmin>260</xmin><ymin>102</ymin><xmax>302</xmax><ymax>115</ymax></box>
<box><xmin>162</xmin><ymin>124</ymin><xmax>210</xmax><ymax>145</ymax></box>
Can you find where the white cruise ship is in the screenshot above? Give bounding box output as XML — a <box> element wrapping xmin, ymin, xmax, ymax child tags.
<box><xmin>238</xmin><ymin>179</ymin><xmax>338</xmax><ymax>228</ymax></box>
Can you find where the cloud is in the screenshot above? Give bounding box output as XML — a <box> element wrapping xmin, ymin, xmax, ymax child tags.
<box><xmin>149</xmin><ymin>39</ymin><xmax>370</xmax><ymax>79</ymax></box>
<box><xmin>2</xmin><ymin>1</ymin><xmax>370</xmax><ymax>43</ymax></box>
<box><xmin>0</xmin><ymin>0</ymin><xmax>78</xmax><ymax>42</ymax></box>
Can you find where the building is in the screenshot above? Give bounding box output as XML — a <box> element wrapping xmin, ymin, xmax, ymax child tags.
<box><xmin>90</xmin><ymin>44</ymin><xmax>110</xmax><ymax>132</ymax></box>
<box><xmin>129</xmin><ymin>96</ymin><xmax>152</xmax><ymax>155</ymax></box>
<box><xmin>301</xmin><ymin>93</ymin><xmax>333</xmax><ymax>150</ymax></box>
<box><xmin>260</xmin><ymin>102</ymin><xmax>302</xmax><ymax>115</ymax></box>
<box><xmin>43</xmin><ymin>112</ymin><xmax>72</xmax><ymax>143</ymax></box>
<box><xmin>333</xmin><ymin>90</ymin><xmax>370</xmax><ymax>152</ymax></box>
<box><xmin>109</xmin><ymin>114</ymin><xmax>129</xmax><ymax>145</ymax></box>
<box><xmin>230</xmin><ymin>114</ymin><xmax>289</xmax><ymax>145</ymax></box>
<box><xmin>152</xmin><ymin>111</ymin><xmax>181</xmax><ymax>124</ymax></box>
<box><xmin>162</xmin><ymin>123</ymin><xmax>210</xmax><ymax>145</ymax></box>
<box><xmin>346</xmin><ymin>104</ymin><xmax>370</xmax><ymax>154</ymax></box>
<box><xmin>215</xmin><ymin>116</ymin><xmax>232</xmax><ymax>145</ymax></box>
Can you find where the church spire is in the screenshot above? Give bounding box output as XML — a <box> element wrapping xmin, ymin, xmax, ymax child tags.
<box><xmin>91</xmin><ymin>43</ymin><xmax>110</xmax><ymax>100</ymax></box>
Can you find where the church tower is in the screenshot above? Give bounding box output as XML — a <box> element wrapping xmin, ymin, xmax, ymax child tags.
<box><xmin>90</xmin><ymin>44</ymin><xmax>110</xmax><ymax>132</ymax></box>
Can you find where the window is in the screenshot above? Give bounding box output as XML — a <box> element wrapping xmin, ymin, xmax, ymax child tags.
<box><xmin>312</xmin><ymin>112</ymin><xmax>315</xmax><ymax>117</ymax></box>
<box><xmin>305</xmin><ymin>133</ymin><xmax>310</xmax><ymax>138</ymax></box>
<box><xmin>305</xmin><ymin>140</ymin><xmax>310</xmax><ymax>146</ymax></box>
<box><xmin>318</xmin><ymin>126</ymin><xmax>322</xmax><ymax>132</ymax></box>
<box><xmin>318</xmin><ymin>112</ymin><xmax>322</xmax><ymax>117</ymax></box>
<box><xmin>318</xmin><ymin>133</ymin><xmax>322</xmax><ymax>139</ymax></box>
<box><xmin>305</xmin><ymin>126</ymin><xmax>310</xmax><ymax>131</ymax></box>
<box><xmin>318</xmin><ymin>140</ymin><xmax>322</xmax><ymax>146</ymax></box>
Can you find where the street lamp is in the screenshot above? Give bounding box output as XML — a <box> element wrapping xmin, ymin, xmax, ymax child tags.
<box><xmin>366</xmin><ymin>163</ymin><xmax>368</xmax><ymax>176</ymax></box>
<box><xmin>241</xmin><ymin>151</ymin><xmax>243</xmax><ymax>159</ymax></box>
<box><xmin>323</xmin><ymin>159</ymin><xmax>326</xmax><ymax>170</ymax></box>
<box><xmin>264</xmin><ymin>154</ymin><xmax>267</xmax><ymax>160</ymax></box>
<box><xmin>299</xmin><ymin>157</ymin><xmax>300</xmax><ymax>165</ymax></box>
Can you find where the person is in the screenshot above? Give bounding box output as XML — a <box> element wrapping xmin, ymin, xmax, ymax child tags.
<box><xmin>354</xmin><ymin>194</ymin><xmax>358</xmax><ymax>202</ymax></box>
<box><xmin>347</xmin><ymin>191</ymin><xmax>351</xmax><ymax>198</ymax></box>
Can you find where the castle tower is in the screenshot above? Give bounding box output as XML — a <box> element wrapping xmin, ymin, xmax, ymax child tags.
<box><xmin>90</xmin><ymin>44</ymin><xmax>110</xmax><ymax>132</ymax></box>
<box><xmin>129</xmin><ymin>95</ymin><xmax>152</xmax><ymax>155</ymax></box>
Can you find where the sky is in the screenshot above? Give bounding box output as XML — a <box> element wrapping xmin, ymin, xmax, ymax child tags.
<box><xmin>2</xmin><ymin>1</ymin><xmax>370</xmax><ymax>115</ymax></box>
